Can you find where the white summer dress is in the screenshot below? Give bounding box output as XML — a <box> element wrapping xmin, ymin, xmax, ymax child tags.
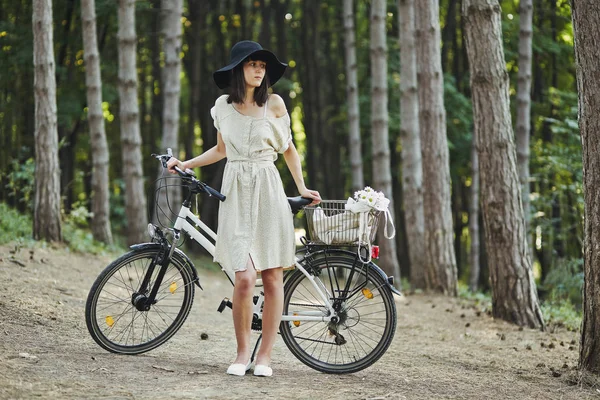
<box><xmin>211</xmin><ymin>94</ymin><xmax>295</xmax><ymax>272</ymax></box>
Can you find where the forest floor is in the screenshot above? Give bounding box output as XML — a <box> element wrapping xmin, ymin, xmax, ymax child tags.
<box><xmin>1</xmin><ymin>242</ymin><xmax>599</xmax><ymax>400</ymax></box>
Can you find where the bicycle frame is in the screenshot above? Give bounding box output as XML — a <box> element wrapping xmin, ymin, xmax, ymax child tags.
<box><xmin>171</xmin><ymin>203</ymin><xmax>337</xmax><ymax>323</ymax></box>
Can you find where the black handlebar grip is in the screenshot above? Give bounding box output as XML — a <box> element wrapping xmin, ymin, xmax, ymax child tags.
<box><xmin>204</xmin><ymin>185</ymin><xmax>226</xmax><ymax>202</ymax></box>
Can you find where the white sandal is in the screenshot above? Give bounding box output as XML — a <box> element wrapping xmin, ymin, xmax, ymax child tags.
<box><xmin>253</xmin><ymin>364</ymin><xmax>273</xmax><ymax>377</ymax></box>
<box><xmin>226</xmin><ymin>360</ymin><xmax>253</xmax><ymax>376</ymax></box>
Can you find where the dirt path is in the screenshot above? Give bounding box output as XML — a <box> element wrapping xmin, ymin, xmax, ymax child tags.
<box><xmin>0</xmin><ymin>242</ymin><xmax>598</xmax><ymax>400</ymax></box>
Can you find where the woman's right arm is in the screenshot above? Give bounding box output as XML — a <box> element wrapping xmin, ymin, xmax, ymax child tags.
<box><xmin>167</xmin><ymin>132</ymin><xmax>226</xmax><ymax>173</ymax></box>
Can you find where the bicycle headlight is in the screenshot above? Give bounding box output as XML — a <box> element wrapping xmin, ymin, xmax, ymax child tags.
<box><xmin>147</xmin><ymin>223</ymin><xmax>157</xmax><ymax>239</ymax></box>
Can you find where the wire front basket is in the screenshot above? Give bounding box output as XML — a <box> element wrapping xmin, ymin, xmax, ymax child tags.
<box><xmin>304</xmin><ymin>200</ymin><xmax>381</xmax><ymax>245</ymax></box>
<box><xmin>152</xmin><ymin>175</ymin><xmax>187</xmax><ymax>230</ymax></box>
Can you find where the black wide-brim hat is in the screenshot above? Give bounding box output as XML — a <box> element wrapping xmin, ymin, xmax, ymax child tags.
<box><xmin>213</xmin><ymin>40</ymin><xmax>287</xmax><ymax>89</ymax></box>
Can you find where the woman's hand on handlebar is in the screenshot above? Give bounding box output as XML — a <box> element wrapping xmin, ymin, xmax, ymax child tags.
<box><xmin>166</xmin><ymin>157</ymin><xmax>186</xmax><ymax>174</ymax></box>
<box><xmin>300</xmin><ymin>188</ymin><xmax>321</xmax><ymax>206</ymax></box>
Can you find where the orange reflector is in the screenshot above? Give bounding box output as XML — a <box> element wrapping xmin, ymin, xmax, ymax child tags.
<box><xmin>362</xmin><ymin>288</ymin><xmax>374</xmax><ymax>299</ymax></box>
<box><xmin>169</xmin><ymin>282</ymin><xmax>177</xmax><ymax>294</ymax></box>
<box><xmin>106</xmin><ymin>315</ymin><xmax>115</xmax><ymax>327</ymax></box>
<box><xmin>293</xmin><ymin>313</ymin><xmax>300</xmax><ymax>327</ymax></box>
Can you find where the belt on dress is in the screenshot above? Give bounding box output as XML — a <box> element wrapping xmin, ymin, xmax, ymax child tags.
<box><xmin>227</xmin><ymin>156</ymin><xmax>274</xmax><ymax>164</ymax></box>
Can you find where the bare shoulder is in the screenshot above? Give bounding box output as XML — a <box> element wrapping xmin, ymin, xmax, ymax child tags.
<box><xmin>268</xmin><ymin>94</ymin><xmax>287</xmax><ymax>118</ymax></box>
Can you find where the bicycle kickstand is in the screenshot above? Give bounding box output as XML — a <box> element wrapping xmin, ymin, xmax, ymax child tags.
<box><xmin>251</xmin><ymin>334</ymin><xmax>262</xmax><ymax>363</ymax></box>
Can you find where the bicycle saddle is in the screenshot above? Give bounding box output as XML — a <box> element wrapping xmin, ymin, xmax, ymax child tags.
<box><xmin>288</xmin><ymin>196</ymin><xmax>313</xmax><ymax>214</ymax></box>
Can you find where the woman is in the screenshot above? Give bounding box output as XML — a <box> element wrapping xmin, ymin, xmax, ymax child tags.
<box><xmin>167</xmin><ymin>40</ymin><xmax>320</xmax><ymax>377</ymax></box>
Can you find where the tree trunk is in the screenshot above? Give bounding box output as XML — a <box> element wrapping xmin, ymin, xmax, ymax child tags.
<box><xmin>469</xmin><ymin>129</ymin><xmax>480</xmax><ymax>291</ymax></box>
<box><xmin>156</xmin><ymin>0</ymin><xmax>183</xmax><ymax>221</ymax></box>
<box><xmin>515</xmin><ymin>0</ymin><xmax>533</xmax><ymax>257</ymax></box>
<box><xmin>185</xmin><ymin>0</ymin><xmax>206</xmax><ymax>162</ymax></box>
<box><xmin>415</xmin><ymin>0</ymin><xmax>458</xmax><ymax>295</ymax></box>
<box><xmin>274</xmin><ymin>0</ymin><xmax>291</xmax><ymax>112</ymax></box>
<box><xmin>301</xmin><ymin>1</ymin><xmax>321</xmax><ymax>191</ymax></box>
<box><xmin>399</xmin><ymin>0</ymin><xmax>426</xmax><ymax>289</ymax></box>
<box><xmin>463</xmin><ymin>0</ymin><xmax>544</xmax><ymax>329</ymax></box>
<box><xmin>259</xmin><ymin>0</ymin><xmax>272</xmax><ymax>49</ymax></box>
<box><xmin>81</xmin><ymin>0</ymin><xmax>113</xmax><ymax>244</ymax></box>
<box><xmin>370</xmin><ymin>0</ymin><xmax>401</xmax><ymax>280</ymax></box>
<box><xmin>118</xmin><ymin>0</ymin><xmax>148</xmax><ymax>245</ymax></box>
<box><xmin>32</xmin><ymin>0</ymin><xmax>62</xmax><ymax>242</ymax></box>
<box><xmin>343</xmin><ymin>0</ymin><xmax>364</xmax><ymax>193</ymax></box>
<box><xmin>572</xmin><ymin>0</ymin><xmax>600</xmax><ymax>374</ymax></box>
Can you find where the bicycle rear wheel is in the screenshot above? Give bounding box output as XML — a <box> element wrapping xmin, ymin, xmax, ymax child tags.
<box><xmin>280</xmin><ymin>250</ymin><xmax>397</xmax><ymax>373</ymax></box>
<box><xmin>85</xmin><ymin>248</ymin><xmax>195</xmax><ymax>354</ymax></box>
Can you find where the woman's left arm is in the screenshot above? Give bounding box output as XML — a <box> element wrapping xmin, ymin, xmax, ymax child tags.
<box><xmin>270</xmin><ymin>94</ymin><xmax>321</xmax><ymax>204</ymax></box>
<box><xmin>283</xmin><ymin>142</ymin><xmax>321</xmax><ymax>205</ymax></box>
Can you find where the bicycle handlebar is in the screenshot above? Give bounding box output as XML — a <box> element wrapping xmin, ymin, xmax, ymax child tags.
<box><xmin>152</xmin><ymin>149</ymin><xmax>226</xmax><ymax>202</ymax></box>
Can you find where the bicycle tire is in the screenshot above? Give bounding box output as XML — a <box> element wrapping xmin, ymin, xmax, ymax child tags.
<box><xmin>280</xmin><ymin>250</ymin><xmax>397</xmax><ymax>374</ymax></box>
<box><xmin>85</xmin><ymin>248</ymin><xmax>195</xmax><ymax>355</ymax></box>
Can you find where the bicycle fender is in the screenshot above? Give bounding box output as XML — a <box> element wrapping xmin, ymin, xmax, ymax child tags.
<box><xmin>296</xmin><ymin>248</ymin><xmax>402</xmax><ymax>297</ymax></box>
<box><xmin>367</xmin><ymin>262</ymin><xmax>403</xmax><ymax>297</ymax></box>
<box><xmin>129</xmin><ymin>243</ymin><xmax>203</xmax><ymax>290</ymax></box>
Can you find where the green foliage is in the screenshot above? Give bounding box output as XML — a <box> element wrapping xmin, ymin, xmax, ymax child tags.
<box><xmin>0</xmin><ymin>201</ymin><xmax>122</xmax><ymax>254</ymax></box>
<box><xmin>530</xmin><ymin>89</ymin><xmax>583</xmax><ymax>257</ymax></box>
<box><xmin>0</xmin><ymin>203</ymin><xmax>33</xmax><ymax>245</ymax></box>
<box><xmin>540</xmin><ymin>300</ymin><xmax>581</xmax><ymax>332</ymax></box>
<box><xmin>109</xmin><ymin>179</ymin><xmax>128</xmax><ymax>234</ymax></box>
<box><xmin>4</xmin><ymin>156</ymin><xmax>35</xmax><ymax>210</ymax></box>
<box><xmin>540</xmin><ymin>258</ymin><xmax>583</xmax><ymax>308</ymax></box>
<box><xmin>62</xmin><ymin>200</ymin><xmax>123</xmax><ymax>254</ymax></box>
<box><xmin>444</xmin><ymin>75</ymin><xmax>473</xmax><ymax>177</ymax></box>
<box><xmin>61</xmin><ymin>220</ymin><xmax>117</xmax><ymax>255</ymax></box>
<box><xmin>458</xmin><ymin>281</ymin><xmax>581</xmax><ymax>331</ymax></box>
<box><xmin>458</xmin><ymin>283</ymin><xmax>492</xmax><ymax>311</ymax></box>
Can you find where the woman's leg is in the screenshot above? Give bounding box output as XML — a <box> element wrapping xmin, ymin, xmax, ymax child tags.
<box><xmin>231</xmin><ymin>259</ymin><xmax>257</xmax><ymax>365</ymax></box>
<box><xmin>255</xmin><ymin>267</ymin><xmax>284</xmax><ymax>366</ymax></box>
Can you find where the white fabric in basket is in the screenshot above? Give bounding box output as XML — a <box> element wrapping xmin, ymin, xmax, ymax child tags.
<box><xmin>312</xmin><ymin>208</ymin><xmax>363</xmax><ymax>244</ymax></box>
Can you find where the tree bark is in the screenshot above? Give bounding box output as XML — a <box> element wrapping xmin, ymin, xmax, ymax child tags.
<box><xmin>343</xmin><ymin>0</ymin><xmax>364</xmax><ymax>193</ymax></box>
<box><xmin>118</xmin><ymin>0</ymin><xmax>148</xmax><ymax>245</ymax></box>
<box><xmin>463</xmin><ymin>0</ymin><xmax>544</xmax><ymax>329</ymax></box>
<box><xmin>415</xmin><ymin>0</ymin><xmax>458</xmax><ymax>294</ymax></box>
<box><xmin>32</xmin><ymin>0</ymin><xmax>62</xmax><ymax>242</ymax></box>
<box><xmin>81</xmin><ymin>0</ymin><xmax>113</xmax><ymax>244</ymax></box>
<box><xmin>399</xmin><ymin>0</ymin><xmax>426</xmax><ymax>289</ymax></box>
<box><xmin>156</xmin><ymin>0</ymin><xmax>183</xmax><ymax>221</ymax></box>
<box><xmin>469</xmin><ymin>129</ymin><xmax>480</xmax><ymax>291</ymax></box>
<box><xmin>370</xmin><ymin>0</ymin><xmax>401</xmax><ymax>280</ymax></box>
<box><xmin>515</xmin><ymin>0</ymin><xmax>533</xmax><ymax>257</ymax></box>
<box><xmin>572</xmin><ymin>0</ymin><xmax>600</xmax><ymax>374</ymax></box>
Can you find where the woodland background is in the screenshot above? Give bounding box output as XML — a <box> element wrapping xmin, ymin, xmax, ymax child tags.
<box><xmin>0</xmin><ymin>0</ymin><xmax>584</xmax><ymax>348</ymax></box>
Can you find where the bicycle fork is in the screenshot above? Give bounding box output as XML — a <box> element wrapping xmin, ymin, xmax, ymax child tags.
<box><xmin>132</xmin><ymin>230</ymin><xmax>181</xmax><ymax>312</ymax></box>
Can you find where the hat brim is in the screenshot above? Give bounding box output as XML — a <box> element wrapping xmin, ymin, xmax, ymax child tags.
<box><xmin>213</xmin><ymin>49</ymin><xmax>287</xmax><ymax>90</ymax></box>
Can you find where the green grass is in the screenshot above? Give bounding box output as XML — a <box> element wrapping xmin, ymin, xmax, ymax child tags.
<box><xmin>0</xmin><ymin>202</ymin><xmax>124</xmax><ymax>255</ymax></box>
<box><xmin>458</xmin><ymin>282</ymin><xmax>581</xmax><ymax>331</ymax></box>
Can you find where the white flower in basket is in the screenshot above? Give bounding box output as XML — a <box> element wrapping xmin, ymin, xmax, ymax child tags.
<box><xmin>345</xmin><ymin>187</ymin><xmax>395</xmax><ymax>263</ymax></box>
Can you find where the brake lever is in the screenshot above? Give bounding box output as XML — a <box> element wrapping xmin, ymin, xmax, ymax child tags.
<box><xmin>150</xmin><ymin>153</ymin><xmax>171</xmax><ymax>169</ymax></box>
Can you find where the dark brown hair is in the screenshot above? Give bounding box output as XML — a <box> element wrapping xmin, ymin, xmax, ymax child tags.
<box><xmin>227</xmin><ymin>58</ymin><xmax>270</xmax><ymax>106</ymax></box>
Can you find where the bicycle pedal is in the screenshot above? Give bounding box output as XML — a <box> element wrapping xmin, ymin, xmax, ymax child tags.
<box><xmin>217</xmin><ymin>297</ymin><xmax>232</xmax><ymax>313</ymax></box>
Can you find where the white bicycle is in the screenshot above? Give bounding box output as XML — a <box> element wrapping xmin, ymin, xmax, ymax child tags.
<box><xmin>85</xmin><ymin>150</ymin><xmax>400</xmax><ymax>374</ymax></box>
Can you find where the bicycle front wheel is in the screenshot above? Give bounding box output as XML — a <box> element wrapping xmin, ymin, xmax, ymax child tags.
<box><xmin>85</xmin><ymin>248</ymin><xmax>195</xmax><ymax>355</ymax></box>
<box><xmin>280</xmin><ymin>251</ymin><xmax>397</xmax><ymax>373</ymax></box>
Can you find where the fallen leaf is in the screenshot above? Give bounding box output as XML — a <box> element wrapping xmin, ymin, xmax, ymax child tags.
<box><xmin>152</xmin><ymin>365</ymin><xmax>175</xmax><ymax>372</ymax></box>
<box><xmin>19</xmin><ymin>352</ymin><xmax>38</xmax><ymax>360</ymax></box>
